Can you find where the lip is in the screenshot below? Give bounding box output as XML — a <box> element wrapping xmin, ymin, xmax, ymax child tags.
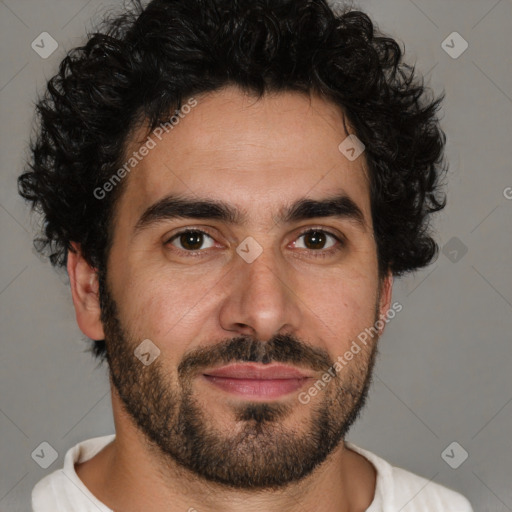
<box><xmin>202</xmin><ymin>363</ymin><xmax>313</xmax><ymax>399</ymax></box>
<box><xmin>203</xmin><ymin>363</ymin><xmax>311</xmax><ymax>379</ymax></box>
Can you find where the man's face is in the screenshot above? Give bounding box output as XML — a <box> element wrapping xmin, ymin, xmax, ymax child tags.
<box><xmin>100</xmin><ymin>86</ymin><xmax>391</xmax><ymax>488</ymax></box>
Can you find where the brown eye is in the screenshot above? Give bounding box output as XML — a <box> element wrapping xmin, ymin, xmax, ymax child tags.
<box><xmin>304</xmin><ymin>230</ymin><xmax>327</xmax><ymax>249</ymax></box>
<box><xmin>295</xmin><ymin>229</ymin><xmax>338</xmax><ymax>251</ymax></box>
<box><xmin>167</xmin><ymin>230</ymin><xmax>215</xmax><ymax>252</ymax></box>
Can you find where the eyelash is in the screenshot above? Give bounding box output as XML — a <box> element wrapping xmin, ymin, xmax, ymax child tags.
<box><xmin>164</xmin><ymin>227</ymin><xmax>345</xmax><ymax>258</ymax></box>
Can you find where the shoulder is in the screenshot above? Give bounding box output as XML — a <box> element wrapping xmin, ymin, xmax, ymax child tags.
<box><xmin>390</xmin><ymin>465</ymin><xmax>474</xmax><ymax>511</ymax></box>
<box><xmin>345</xmin><ymin>441</ymin><xmax>473</xmax><ymax>512</ymax></box>
<box><xmin>31</xmin><ymin>435</ymin><xmax>115</xmax><ymax>512</ymax></box>
<box><xmin>32</xmin><ymin>470</ymin><xmax>66</xmax><ymax>511</ymax></box>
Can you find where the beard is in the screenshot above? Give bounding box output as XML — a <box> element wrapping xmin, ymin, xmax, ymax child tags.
<box><xmin>99</xmin><ymin>273</ymin><xmax>380</xmax><ymax>490</ymax></box>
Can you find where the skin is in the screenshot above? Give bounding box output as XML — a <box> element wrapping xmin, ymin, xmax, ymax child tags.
<box><xmin>68</xmin><ymin>85</ymin><xmax>393</xmax><ymax>512</ymax></box>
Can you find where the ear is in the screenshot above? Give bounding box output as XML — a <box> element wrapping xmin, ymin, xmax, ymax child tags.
<box><xmin>377</xmin><ymin>270</ymin><xmax>394</xmax><ymax>336</ymax></box>
<box><xmin>67</xmin><ymin>242</ymin><xmax>105</xmax><ymax>340</ymax></box>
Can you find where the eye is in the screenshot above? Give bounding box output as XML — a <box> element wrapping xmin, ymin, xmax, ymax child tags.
<box><xmin>293</xmin><ymin>229</ymin><xmax>343</xmax><ymax>254</ymax></box>
<box><xmin>164</xmin><ymin>227</ymin><xmax>344</xmax><ymax>257</ymax></box>
<box><xmin>166</xmin><ymin>229</ymin><xmax>215</xmax><ymax>252</ymax></box>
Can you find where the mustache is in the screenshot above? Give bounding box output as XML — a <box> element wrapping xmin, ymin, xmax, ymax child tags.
<box><xmin>177</xmin><ymin>333</ymin><xmax>333</xmax><ymax>380</ymax></box>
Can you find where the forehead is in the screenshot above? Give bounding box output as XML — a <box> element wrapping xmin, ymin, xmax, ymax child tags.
<box><xmin>115</xmin><ymin>86</ymin><xmax>371</xmax><ymax>230</ymax></box>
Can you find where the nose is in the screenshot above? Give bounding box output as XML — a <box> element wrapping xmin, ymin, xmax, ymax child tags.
<box><xmin>218</xmin><ymin>245</ymin><xmax>302</xmax><ymax>341</ymax></box>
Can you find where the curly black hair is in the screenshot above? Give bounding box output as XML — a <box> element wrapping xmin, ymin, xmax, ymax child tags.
<box><xmin>19</xmin><ymin>0</ymin><xmax>447</xmax><ymax>359</ymax></box>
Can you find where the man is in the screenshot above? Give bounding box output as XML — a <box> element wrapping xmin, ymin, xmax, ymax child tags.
<box><xmin>19</xmin><ymin>0</ymin><xmax>473</xmax><ymax>510</ymax></box>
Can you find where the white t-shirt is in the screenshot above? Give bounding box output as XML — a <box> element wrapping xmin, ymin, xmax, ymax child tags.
<box><xmin>32</xmin><ymin>435</ymin><xmax>474</xmax><ymax>511</ymax></box>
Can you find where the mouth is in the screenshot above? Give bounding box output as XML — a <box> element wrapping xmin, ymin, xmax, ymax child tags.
<box><xmin>202</xmin><ymin>363</ymin><xmax>314</xmax><ymax>399</ymax></box>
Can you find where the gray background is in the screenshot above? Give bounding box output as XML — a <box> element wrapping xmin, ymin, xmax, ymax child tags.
<box><xmin>1</xmin><ymin>0</ymin><xmax>511</xmax><ymax>510</ymax></box>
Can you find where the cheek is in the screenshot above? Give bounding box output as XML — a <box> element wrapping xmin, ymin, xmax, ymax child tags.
<box><xmin>300</xmin><ymin>268</ymin><xmax>379</xmax><ymax>350</ymax></box>
<box><xmin>112</xmin><ymin>263</ymin><xmax>218</xmax><ymax>347</ymax></box>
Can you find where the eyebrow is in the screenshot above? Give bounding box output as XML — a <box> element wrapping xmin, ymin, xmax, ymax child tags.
<box><xmin>133</xmin><ymin>192</ymin><xmax>367</xmax><ymax>235</ymax></box>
